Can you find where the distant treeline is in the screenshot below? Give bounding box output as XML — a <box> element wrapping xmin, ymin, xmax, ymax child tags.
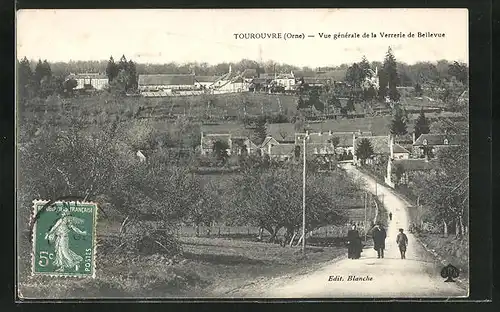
<box><xmin>19</xmin><ymin>57</ymin><xmax>467</xmax><ymax>87</ymax></box>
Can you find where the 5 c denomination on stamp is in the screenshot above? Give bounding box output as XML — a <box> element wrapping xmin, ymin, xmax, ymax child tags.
<box><xmin>31</xmin><ymin>200</ymin><xmax>98</xmax><ymax>278</ymax></box>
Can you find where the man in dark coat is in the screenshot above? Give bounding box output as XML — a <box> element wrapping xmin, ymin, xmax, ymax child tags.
<box><xmin>347</xmin><ymin>224</ymin><xmax>362</xmax><ymax>259</ymax></box>
<box><xmin>396</xmin><ymin>228</ymin><xmax>408</xmax><ymax>259</ymax></box>
<box><xmin>372</xmin><ymin>224</ymin><xmax>387</xmax><ymax>259</ymax></box>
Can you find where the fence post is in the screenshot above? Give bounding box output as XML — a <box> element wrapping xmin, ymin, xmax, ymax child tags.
<box><xmin>247</xmin><ymin>228</ymin><xmax>250</xmax><ymax>235</ymax></box>
<box><xmin>218</xmin><ymin>227</ymin><xmax>221</xmax><ymax>237</ymax></box>
<box><xmin>325</xmin><ymin>227</ymin><xmax>327</xmax><ymax>237</ymax></box>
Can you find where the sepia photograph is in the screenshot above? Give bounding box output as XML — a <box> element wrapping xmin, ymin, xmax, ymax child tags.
<box><xmin>16</xmin><ymin>8</ymin><xmax>469</xmax><ymax>299</ymax></box>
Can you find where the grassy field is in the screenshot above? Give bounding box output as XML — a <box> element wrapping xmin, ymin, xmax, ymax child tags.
<box><xmin>18</xmin><ymin>234</ymin><xmax>346</xmax><ymax>299</ymax></box>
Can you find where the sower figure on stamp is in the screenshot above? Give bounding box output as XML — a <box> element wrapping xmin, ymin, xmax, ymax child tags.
<box><xmin>45</xmin><ymin>208</ymin><xmax>87</xmax><ymax>272</ymax></box>
<box><xmin>372</xmin><ymin>223</ymin><xmax>387</xmax><ymax>259</ymax></box>
<box><xmin>389</xmin><ymin>212</ymin><xmax>392</xmax><ymax>221</ymax></box>
<box><xmin>396</xmin><ymin>228</ymin><xmax>408</xmax><ymax>259</ymax></box>
<box><xmin>347</xmin><ymin>224</ymin><xmax>362</xmax><ymax>259</ymax></box>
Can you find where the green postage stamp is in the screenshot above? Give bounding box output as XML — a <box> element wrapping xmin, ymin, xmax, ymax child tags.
<box><xmin>31</xmin><ymin>200</ymin><xmax>98</xmax><ymax>278</ymax></box>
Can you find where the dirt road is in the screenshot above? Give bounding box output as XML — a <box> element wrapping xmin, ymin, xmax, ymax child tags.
<box><xmin>231</xmin><ymin>164</ymin><xmax>468</xmax><ymax>298</ymax></box>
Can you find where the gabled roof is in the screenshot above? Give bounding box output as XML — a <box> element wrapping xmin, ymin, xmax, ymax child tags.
<box><xmin>305</xmin><ymin>143</ymin><xmax>336</xmax><ymax>155</ymax></box>
<box><xmin>138</xmin><ymin>74</ymin><xmax>195</xmax><ymax>86</ymax></box>
<box><xmin>261</xmin><ymin>136</ymin><xmax>279</xmax><ymax>148</ymax></box>
<box><xmin>294</xmin><ymin>132</ymin><xmax>354</xmax><ymax>147</ymax></box>
<box><xmin>393</xmin><ymin>159</ymin><xmax>439</xmax><ymax>171</ymax></box>
<box><xmin>195</xmin><ymin>76</ymin><xmax>220</xmax><ymax>83</ymax></box>
<box><xmin>355</xmin><ymin>136</ymin><xmax>390</xmax><ymax>154</ymax></box>
<box><xmin>393</xmin><ymin>143</ymin><xmax>410</xmax><ymax>154</ymax></box>
<box><xmin>413</xmin><ymin>134</ymin><xmax>466</xmax><ymax>146</ymax></box>
<box><xmin>269</xmin><ymin>144</ymin><xmax>296</xmax><ymax>156</ymax></box>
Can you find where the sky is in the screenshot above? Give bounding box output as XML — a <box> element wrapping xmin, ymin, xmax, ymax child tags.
<box><xmin>16</xmin><ymin>9</ymin><xmax>468</xmax><ymax>67</ymax></box>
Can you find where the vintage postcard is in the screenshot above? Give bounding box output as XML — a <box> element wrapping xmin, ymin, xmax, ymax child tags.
<box><xmin>16</xmin><ymin>8</ymin><xmax>469</xmax><ymax>299</ymax></box>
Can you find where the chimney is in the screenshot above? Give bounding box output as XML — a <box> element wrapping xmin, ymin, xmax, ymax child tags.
<box><xmin>389</xmin><ymin>135</ymin><xmax>394</xmax><ymax>159</ymax></box>
<box><xmin>412</xmin><ymin>132</ymin><xmax>416</xmax><ymax>144</ymax></box>
<box><xmin>200</xmin><ymin>132</ymin><xmax>204</xmax><ymax>155</ymax></box>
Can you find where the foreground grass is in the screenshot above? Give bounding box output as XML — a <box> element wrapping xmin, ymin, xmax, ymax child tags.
<box><xmin>415</xmin><ymin>233</ymin><xmax>469</xmax><ymax>278</ymax></box>
<box><xmin>18</xmin><ymin>235</ymin><xmax>345</xmax><ymax>299</ymax></box>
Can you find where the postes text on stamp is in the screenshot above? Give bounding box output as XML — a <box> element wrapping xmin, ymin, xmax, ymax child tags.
<box><xmin>31</xmin><ymin>200</ymin><xmax>98</xmax><ymax>278</ymax></box>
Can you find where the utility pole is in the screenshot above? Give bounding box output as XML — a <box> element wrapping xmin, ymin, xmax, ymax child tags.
<box><xmin>364</xmin><ymin>191</ymin><xmax>367</xmax><ymax>241</ymax></box>
<box><xmin>302</xmin><ymin>133</ymin><xmax>308</xmax><ymax>254</ymax></box>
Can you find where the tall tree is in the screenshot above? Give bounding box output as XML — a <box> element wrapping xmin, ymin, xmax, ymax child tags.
<box><xmin>118</xmin><ymin>55</ymin><xmax>129</xmax><ymax>73</ymax></box>
<box><xmin>378</xmin><ymin>67</ymin><xmax>388</xmax><ymax>100</ymax></box>
<box><xmin>414</xmin><ymin>109</ymin><xmax>431</xmax><ymax>139</ymax></box>
<box><xmin>390</xmin><ymin>105</ymin><xmax>408</xmax><ymax>135</ymax></box>
<box><xmin>448</xmin><ymin>61</ymin><xmax>468</xmax><ymax>85</ymax></box>
<box><xmin>252</xmin><ymin>116</ymin><xmax>267</xmax><ymax>145</ymax></box>
<box><xmin>106</xmin><ymin>56</ymin><xmax>119</xmax><ymax>82</ymax></box>
<box><xmin>359</xmin><ymin>56</ymin><xmax>372</xmax><ymax>80</ymax></box>
<box><xmin>127</xmin><ymin>60</ymin><xmax>138</xmax><ymax>91</ymax></box>
<box><xmin>17</xmin><ymin>57</ymin><xmax>33</xmax><ymax>102</ymax></box>
<box><xmin>34</xmin><ymin>60</ymin><xmax>45</xmax><ymax>86</ymax></box>
<box><xmin>382</xmin><ymin>47</ymin><xmax>400</xmax><ymax>101</ymax></box>
<box><xmin>345</xmin><ymin>63</ymin><xmax>363</xmax><ymax>88</ymax></box>
<box><xmin>355</xmin><ymin>138</ymin><xmax>374</xmax><ymax>165</ymax></box>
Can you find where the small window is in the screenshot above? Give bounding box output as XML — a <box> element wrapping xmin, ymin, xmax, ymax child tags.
<box><xmin>444</xmin><ymin>139</ymin><xmax>449</xmax><ymax>145</ymax></box>
<box><xmin>423</xmin><ymin>139</ymin><xmax>428</xmax><ymax>145</ymax></box>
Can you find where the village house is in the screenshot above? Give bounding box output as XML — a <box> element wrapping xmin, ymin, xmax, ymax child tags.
<box><xmin>385</xmin><ymin>158</ymin><xmax>439</xmax><ymax>188</ymax></box>
<box><xmin>138</xmin><ymin>74</ymin><xmax>198</xmax><ymax>93</ymax></box>
<box><xmin>210</xmin><ymin>66</ymin><xmax>253</xmax><ymax>94</ymax></box>
<box><xmin>274</xmin><ymin>73</ymin><xmax>296</xmax><ymax>91</ymax></box>
<box><xmin>200</xmin><ymin>133</ymin><xmax>232</xmax><ymax>156</ymax></box>
<box><xmin>268</xmin><ymin>144</ymin><xmax>296</xmax><ymax>162</ymax></box>
<box><xmin>353</xmin><ymin>134</ymin><xmax>391</xmax><ymax>166</ymax></box>
<box><xmin>412</xmin><ymin>134</ymin><xmax>466</xmax><ymax>159</ymax></box>
<box><xmin>194</xmin><ymin>76</ymin><xmax>219</xmax><ymax>89</ymax></box>
<box><xmin>67</xmin><ymin>73</ymin><xmax>109</xmax><ymax>90</ymax></box>
<box><xmin>260</xmin><ymin>136</ymin><xmax>280</xmax><ymax>156</ymax></box>
<box><xmin>294</xmin><ymin>131</ymin><xmax>358</xmax><ymax>159</ymax></box>
<box><xmin>200</xmin><ymin>131</ymin><xmax>259</xmax><ymax>156</ymax></box>
<box><xmin>231</xmin><ymin>136</ymin><xmax>259</xmax><ymax>155</ymax></box>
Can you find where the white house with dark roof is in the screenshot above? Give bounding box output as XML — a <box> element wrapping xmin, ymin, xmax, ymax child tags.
<box><xmin>412</xmin><ymin>133</ymin><xmax>466</xmax><ymax>158</ymax></box>
<box><xmin>66</xmin><ymin>73</ymin><xmax>109</xmax><ymax>90</ymax></box>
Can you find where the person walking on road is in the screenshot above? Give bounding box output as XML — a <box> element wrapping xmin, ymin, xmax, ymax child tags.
<box><xmin>372</xmin><ymin>223</ymin><xmax>387</xmax><ymax>259</ymax></box>
<box><xmin>347</xmin><ymin>224</ymin><xmax>362</xmax><ymax>259</ymax></box>
<box><xmin>389</xmin><ymin>212</ymin><xmax>392</xmax><ymax>221</ymax></box>
<box><xmin>396</xmin><ymin>228</ymin><xmax>408</xmax><ymax>259</ymax></box>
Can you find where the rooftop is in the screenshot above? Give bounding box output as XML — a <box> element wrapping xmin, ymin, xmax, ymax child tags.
<box><xmin>393</xmin><ymin>143</ymin><xmax>410</xmax><ymax>154</ymax></box>
<box><xmin>138</xmin><ymin>74</ymin><xmax>195</xmax><ymax>86</ymax></box>
<box><xmin>269</xmin><ymin>144</ymin><xmax>296</xmax><ymax>156</ymax></box>
<box><xmin>413</xmin><ymin>134</ymin><xmax>467</xmax><ymax>146</ymax></box>
<box><xmin>355</xmin><ymin>136</ymin><xmax>390</xmax><ymax>155</ymax></box>
<box><xmin>393</xmin><ymin>159</ymin><xmax>439</xmax><ymax>171</ymax></box>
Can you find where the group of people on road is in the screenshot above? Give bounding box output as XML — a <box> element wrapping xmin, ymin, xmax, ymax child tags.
<box><xmin>346</xmin><ymin>212</ymin><xmax>408</xmax><ymax>260</ymax></box>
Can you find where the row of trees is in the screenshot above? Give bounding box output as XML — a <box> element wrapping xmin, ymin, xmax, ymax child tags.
<box><xmin>106</xmin><ymin>55</ymin><xmax>138</xmax><ymax>93</ymax></box>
